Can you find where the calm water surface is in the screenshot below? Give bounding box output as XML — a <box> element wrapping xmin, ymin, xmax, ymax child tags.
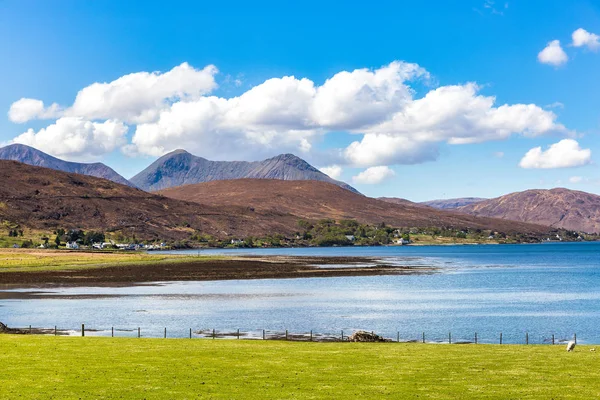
<box><xmin>2</xmin><ymin>242</ymin><xmax>600</xmax><ymax>343</ymax></box>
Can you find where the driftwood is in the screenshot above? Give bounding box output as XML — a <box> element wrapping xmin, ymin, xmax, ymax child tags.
<box><xmin>349</xmin><ymin>331</ymin><xmax>390</xmax><ymax>342</ymax></box>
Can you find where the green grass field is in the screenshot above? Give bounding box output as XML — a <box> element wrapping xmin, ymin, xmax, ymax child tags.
<box><xmin>0</xmin><ymin>249</ymin><xmax>222</xmax><ymax>273</ymax></box>
<box><xmin>0</xmin><ymin>335</ymin><xmax>598</xmax><ymax>399</ymax></box>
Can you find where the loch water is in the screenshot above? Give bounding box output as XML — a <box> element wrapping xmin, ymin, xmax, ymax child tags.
<box><xmin>2</xmin><ymin>242</ymin><xmax>600</xmax><ymax>343</ymax></box>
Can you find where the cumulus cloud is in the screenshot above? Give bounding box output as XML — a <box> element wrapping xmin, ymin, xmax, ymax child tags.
<box><xmin>538</xmin><ymin>40</ymin><xmax>568</xmax><ymax>66</ymax></box>
<box><xmin>8</xmin><ymin>61</ymin><xmax>572</xmax><ymax>165</ymax></box>
<box><xmin>8</xmin><ymin>63</ymin><xmax>218</xmax><ymax>125</ymax></box>
<box><xmin>572</xmin><ymin>28</ymin><xmax>600</xmax><ymax>51</ymax></box>
<box><xmin>351</xmin><ymin>83</ymin><xmax>567</xmax><ymax>162</ymax></box>
<box><xmin>519</xmin><ymin>139</ymin><xmax>591</xmax><ymax>169</ymax></box>
<box><xmin>11</xmin><ymin>117</ymin><xmax>128</xmax><ymax>161</ymax></box>
<box><xmin>311</xmin><ymin>61</ymin><xmax>428</xmax><ymax>130</ymax></box>
<box><xmin>319</xmin><ymin>165</ymin><xmax>343</xmax><ymax>179</ymax></box>
<box><xmin>8</xmin><ymin>98</ymin><xmax>62</xmax><ymax>123</ymax></box>
<box><xmin>352</xmin><ymin>166</ymin><xmax>396</xmax><ymax>185</ymax></box>
<box><xmin>344</xmin><ymin>134</ymin><xmax>438</xmax><ymax>166</ymax></box>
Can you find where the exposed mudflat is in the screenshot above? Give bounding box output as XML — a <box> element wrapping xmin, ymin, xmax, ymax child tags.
<box><xmin>0</xmin><ymin>256</ymin><xmax>436</xmax><ymax>289</ymax></box>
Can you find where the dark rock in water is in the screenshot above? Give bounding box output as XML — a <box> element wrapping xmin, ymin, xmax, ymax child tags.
<box><xmin>349</xmin><ymin>331</ymin><xmax>390</xmax><ymax>342</ymax></box>
<box><xmin>0</xmin><ymin>144</ymin><xmax>135</xmax><ymax>188</ymax></box>
<box><xmin>130</xmin><ymin>150</ymin><xmax>360</xmax><ymax>193</ymax></box>
<box><xmin>0</xmin><ymin>321</ymin><xmax>26</xmax><ymax>334</ymax></box>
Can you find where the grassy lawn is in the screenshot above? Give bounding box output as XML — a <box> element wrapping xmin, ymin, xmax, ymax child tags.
<box><xmin>0</xmin><ymin>249</ymin><xmax>220</xmax><ymax>273</ymax></box>
<box><xmin>0</xmin><ymin>335</ymin><xmax>598</xmax><ymax>399</ymax></box>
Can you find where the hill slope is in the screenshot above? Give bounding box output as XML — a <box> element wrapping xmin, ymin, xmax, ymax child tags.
<box><xmin>458</xmin><ymin>188</ymin><xmax>600</xmax><ymax>233</ymax></box>
<box><xmin>130</xmin><ymin>150</ymin><xmax>359</xmax><ymax>193</ymax></box>
<box><xmin>0</xmin><ymin>144</ymin><xmax>133</xmax><ymax>187</ymax></box>
<box><xmin>158</xmin><ymin>179</ymin><xmax>554</xmax><ymax>235</ymax></box>
<box><xmin>0</xmin><ymin>161</ymin><xmax>299</xmax><ymax>240</ymax></box>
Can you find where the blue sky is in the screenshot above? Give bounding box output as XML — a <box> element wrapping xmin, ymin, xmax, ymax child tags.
<box><xmin>0</xmin><ymin>0</ymin><xmax>599</xmax><ymax>201</ymax></box>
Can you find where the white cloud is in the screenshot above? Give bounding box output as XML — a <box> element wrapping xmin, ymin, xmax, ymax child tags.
<box><xmin>538</xmin><ymin>40</ymin><xmax>568</xmax><ymax>66</ymax></box>
<box><xmin>352</xmin><ymin>166</ymin><xmax>396</xmax><ymax>184</ymax></box>
<box><xmin>8</xmin><ymin>98</ymin><xmax>61</xmax><ymax>123</ymax></box>
<box><xmin>8</xmin><ymin>61</ymin><xmax>572</xmax><ymax>165</ymax></box>
<box><xmin>545</xmin><ymin>102</ymin><xmax>564</xmax><ymax>110</ymax></box>
<box><xmin>11</xmin><ymin>117</ymin><xmax>128</xmax><ymax>161</ymax></box>
<box><xmin>572</xmin><ymin>28</ymin><xmax>600</xmax><ymax>51</ymax></box>
<box><xmin>8</xmin><ymin>63</ymin><xmax>218</xmax><ymax>125</ymax></box>
<box><xmin>569</xmin><ymin>176</ymin><xmax>584</xmax><ymax>183</ymax></box>
<box><xmin>311</xmin><ymin>61</ymin><xmax>428</xmax><ymax>130</ymax></box>
<box><xmin>494</xmin><ymin>151</ymin><xmax>504</xmax><ymax>158</ymax></box>
<box><xmin>355</xmin><ymin>83</ymin><xmax>567</xmax><ymax>150</ymax></box>
<box><xmin>344</xmin><ymin>134</ymin><xmax>438</xmax><ymax>166</ymax></box>
<box><xmin>319</xmin><ymin>165</ymin><xmax>343</xmax><ymax>179</ymax></box>
<box><xmin>519</xmin><ymin>139</ymin><xmax>591</xmax><ymax>169</ymax></box>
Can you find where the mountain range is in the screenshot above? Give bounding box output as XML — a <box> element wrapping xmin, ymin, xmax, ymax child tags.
<box><xmin>2</xmin><ymin>144</ymin><xmax>600</xmax><ymax>235</ymax></box>
<box><xmin>0</xmin><ymin>144</ymin><xmax>134</xmax><ymax>187</ymax></box>
<box><xmin>0</xmin><ymin>161</ymin><xmax>555</xmax><ymax>241</ymax></box>
<box><xmin>130</xmin><ymin>150</ymin><xmax>359</xmax><ymax>193</ymax></box>
<box><xmin>0</xmin><ymin>160</ymin><xmax>300</xmax><ymax>240</ymax></box>
<box><xmin>421</xmin><ymin>197</ymin><xmax>487</xmax><ymax>209</ymax></box>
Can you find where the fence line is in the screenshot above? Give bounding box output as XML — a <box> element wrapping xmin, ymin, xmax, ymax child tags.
<box><xmin>10</xmin><ymin>325</ymin><xmax>582</xmax><ymax>345</ymax></box>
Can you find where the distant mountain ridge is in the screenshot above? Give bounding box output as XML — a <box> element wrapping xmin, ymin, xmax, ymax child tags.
<box><xmin>0</xmin><ymin>144</ymin><xmax>134</xmax><ymax>187</ymax></box>
<box><xmin>378</xmin><ymin>197</ymin><xmax>486</xmax><ymax>209</ymax></box>
<box><xmin>130</xmin><ymin>150</ymin><xmax>359</xmax><ymax>193</ymax></box>
<box><xmin>422</xmin><ymin>197</ymin><xmax>487</xmax><ymax>209</ymax></box>
<box><xmin>458</xmin><ymin>188</ymin><xmax>600</xmax><ymax>233</ymax></box>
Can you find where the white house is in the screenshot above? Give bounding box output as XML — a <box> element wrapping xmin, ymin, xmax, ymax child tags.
<box><xmin>345</xmin><ymin>235</ymin><xmax>355</xmax><ymax>241</ymax></box>
<box><xmin>66</xmin><ymin>242</ymin><xmax>79</xmax><ymax>249</ymax></box>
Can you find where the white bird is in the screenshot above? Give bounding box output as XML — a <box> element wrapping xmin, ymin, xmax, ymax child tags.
<box><xmin>566</xmin><ymin>340</ymin><xmax>576</xmax><ymax>352</ymax></box>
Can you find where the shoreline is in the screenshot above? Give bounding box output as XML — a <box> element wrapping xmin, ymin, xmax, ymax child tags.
<box><xmin>0</xmin><ymin>255</ymin><xmax>437</xmax><ymax>289</ymax></box>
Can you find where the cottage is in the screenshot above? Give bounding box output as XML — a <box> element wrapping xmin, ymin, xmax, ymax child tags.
<box><xmin>345</xmin><ymin>235</ymin><xmax>355</xmax><ymax>241</ymax></box>
<box><xmin>66</xmin><ymin>242</ymin><xmax>79</xmax><ymax>249</ymax></box>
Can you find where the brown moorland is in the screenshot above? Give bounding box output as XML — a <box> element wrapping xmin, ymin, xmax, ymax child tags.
<box><xmin>158</xmin><ymin>179</ymin><xmax>556</xmax><ymax>235</ymax></box>
<box><xmin>0</xmin><ymin>160</ymin><xmax>298</xmax><ymax>240</ymax></box>
<box><xmin>458</xmin><ymin>188</ymin><xmax>600</xmax><ymax>233</ymax></box>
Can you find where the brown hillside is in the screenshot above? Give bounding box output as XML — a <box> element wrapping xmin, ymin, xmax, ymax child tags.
<box><xmin>459</xmin><ymin>188</ymin><xmax>600</xmax><ymax>233</ymax></box>
<box><xmin>158</xmin><ymin>179</ymin><xmax>554</xmax><ymax>235</ymax></box>
<box><xmin>0</xmin><ymin>161</ymin><xmax>298</xmax><ymax>240</ymax></box>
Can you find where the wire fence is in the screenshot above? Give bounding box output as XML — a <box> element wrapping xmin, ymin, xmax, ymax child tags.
<box><xmin>9</xmin><ymin>325</ymin><xmax>581</xmax><ymax>345</ymax></box>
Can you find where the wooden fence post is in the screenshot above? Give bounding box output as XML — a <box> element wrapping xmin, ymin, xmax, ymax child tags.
<box><xmin>29</xmin><ymin>325</ymin><xmax>32</xmax><ymax>334</ymax></box>
<box><xmin>189</xmin><ymin>328</ymin><xmax>192</xmax><ymax>339</ymax></box>
<box><xmin>111</xmin><ymin>327</ymin><xmax>114</xmax><ymax>338</ymax></box>
<box><xmin>212</xmin><ymin>329</ymin><xmax>215</xmax><ymax>339</ymax></box>
<box><xmin>552</xmin><ymin>334</ymin><xmax>555</xmax><ymax>345</ymax></box>
<box><xmin>500</xmin><ymin>332</ymin><xmax>502</xmax><ymax>344</ymax></box>
<box><xmin>341</xmin><ymin>330</ymin><xmax>344</xmax><ymax>341</ymax></box>
<box><xmin>475</xmin><ymin>332</ymin><xmax>477</xmax><ymax>344</ymax></box>
<box><xmin>397</xmin><ymin>332</ymin><xmax>400</xmax><ymax>343</ymax></box>
<box><xmin>164</xmin><ymin>328</ymin><xmax>167</xmax><ymax>339</ymax></box>
<box><xmin>422</xmin><ymin>332</ymin><xmax>425</xmax><ymax>343</ymax></box>
<box><xmin>54</xmin><ymin>326</ymin><xmax>57</xmax><ymax>336</ymax></box>
<box><xmin>138</xmin><ymin>327</ymin><xmax>140</xmax><ymax>338</ymax></box>
<box><xmin>81</xmin><ymin>324</ymin><xmax>85</xmax><ymax>337</ymax></box>
<box><xmin>285</xmin><ymin>330</ymin><xmax>288</xmax><ymax>341</ymax></box>
<box><xmin>449</xmin><ymin>332</ymin><xmax>452</xmax><ymax>344</ymax></box>
<box><xmin>310</xmin><ymin>330</ymin><xmax>312</xmax><ymax>342</ymax></box>
<box><xmin>263</xmin><ymin>329</ymin><xmax>265</xmax><ymax>340</ymax></box>
<box><xmin>574</xmin><ymin>333</ymin><xmax>577</xmax><ymax>344</ymax></box>
<box><xmin>237</xmin><ymin>329</ymin><xmax>240</xmax><ymax>339</ymax></box>
<box><xmin>526</xmin><ymin>332</ymin><xmax>529</xmax><ymax>345</ymax></box>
